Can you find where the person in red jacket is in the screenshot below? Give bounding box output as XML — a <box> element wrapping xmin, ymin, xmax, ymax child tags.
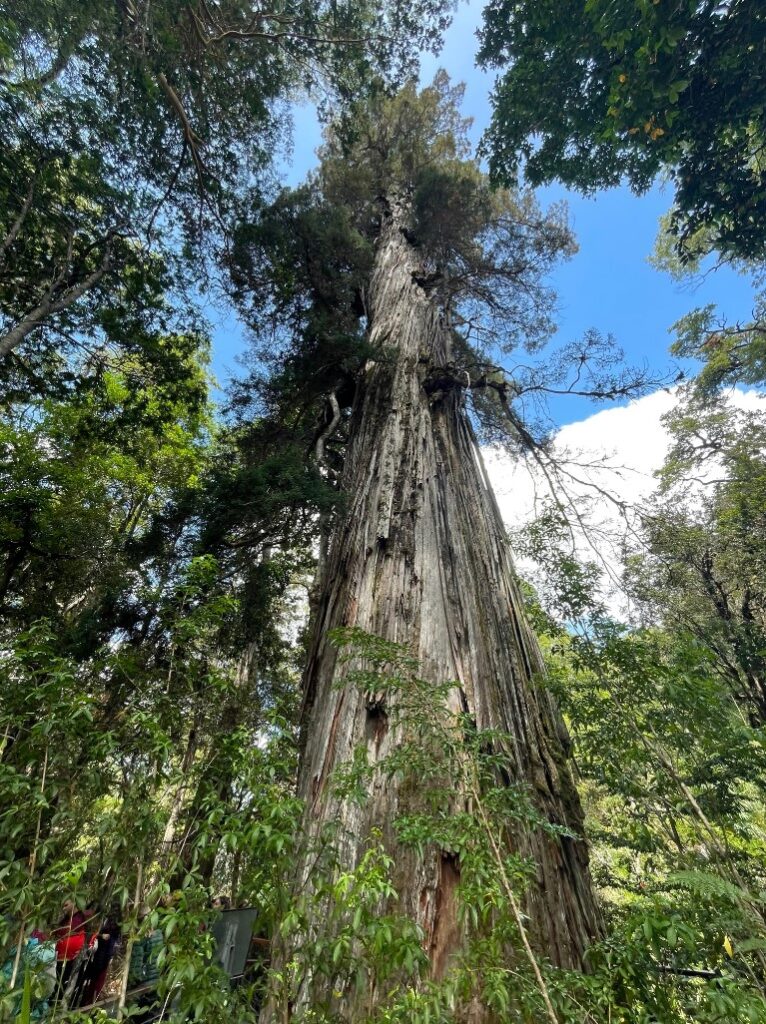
<box><xmin>51</xmin><ymin>900</ymin><xmax>87</xmax><ymax>1002</ymax></box>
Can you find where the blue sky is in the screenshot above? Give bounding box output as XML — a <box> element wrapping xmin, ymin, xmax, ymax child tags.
<box><xmin>208</xmin><ymin>1</ymin><xmax>758</xmax><ymax>428</ymax></box>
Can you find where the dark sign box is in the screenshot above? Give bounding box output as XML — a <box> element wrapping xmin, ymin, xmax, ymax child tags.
<box><xmin>211</xmin><ymin>908</ymin><xmax>258</xmax><ymax>978</ymax></box>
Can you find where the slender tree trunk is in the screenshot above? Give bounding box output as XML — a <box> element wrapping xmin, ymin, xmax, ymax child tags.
<box><xmin>264</xmin><ymin>200</ymin><xmax>601</xmax><ymax>1019</ymax></box>
<box><xmin>159</xmin><ymin>724</ymin><xmax>199</xmax><ymax>876</ymax></box>
<box><xmin>170</xmin><ymin>642</ymin><xmax>260</xmax><ymax>889</ymax></box>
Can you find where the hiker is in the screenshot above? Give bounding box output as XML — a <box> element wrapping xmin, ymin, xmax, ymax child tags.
<box><xmin>78</xmin><ymin>905</ymin><xmax>122</xmax><ymax>1006</ymax></box>
<box><xmin>51</xmin><ymin>900</ymin><xmax>87</xmax><ymax>1001</ymax></box>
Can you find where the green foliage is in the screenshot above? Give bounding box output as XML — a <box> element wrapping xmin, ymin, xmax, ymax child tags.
<box><xmin>0</xmin><ymin>0</ymin><xmax>454</xmax><ymax>384</ymax></box>
<box><xmin>319</xmin><ymin>71</ymin><xmax>577</xmax><ymax>354</ymax></box>
<box><xmin>2</xmin><ymin>0</ymin><xmax>454</xmax><ymax>235</ymax></box>
<box><xmin>479</xmin><ymin>0</ymin><xmax>766</xmax><ymax>261</ymax></box>
<box><xmin>258</xmin><ymin>626</ymin><xmax>766</xmax><ymax>1021</ymax></box>
<box><xmin>1</xmin><ymin>21</ymin><xmax>763</xmax><ymax>1021</ymax></box>
<box><xmin>0</xmin><ymin>252</ymin><xmax>318</xmax><ymax>1021</ymax></box>
<box><xmin>0</xmin><ymin>335</ymin><xmax>210</xmax><ymax>635</ymax></box>
<box><xmin>628</xmin><ymin>395</ymin><xmax>766</xmax><ymax>724</ymax></box>
<box><xmin>228</xmin><ymin>73</ymin><xmax>654</xmax><ymax>499</ymax></box>
<box><xmin>263</xmin><ymin>627</ymin><xmax>566</xmax><ymax>1021</ymax></box>
<box><xmin>18</xmin><ymin>971</ymin><xmax>30</xmax><ymax>1024</ymax></box>
<box><xmin>279</xmin><ymin>837</ymin><xmax>428</xmax><ymax>1016</ymax></box>
<box><xmin>515</xmin><ymin>508</ymin><xmax>766</xmax><ymax>1020</ymax></box>
<box><xmin>649</xmin><ymin>214</ymin><xmax>766</xmax><ymax>393</ymax></box>
<box><xmin>0</xmin><ymin>133</ymin><xmax>207</xmax><ymax>396</ymax></box>
<box><xmin>228</xmin><ymin>183</ymin><xmax>374</xmax><ymax>440</ymax></box>
<box><xmin>668</xmin><ymin>290</ymin><xmax>766</xmax><ymax>394</ymax></box>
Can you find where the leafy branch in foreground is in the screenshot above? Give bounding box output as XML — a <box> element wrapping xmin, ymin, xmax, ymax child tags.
<box><xmin>261</xmin><ymin>627</ymin><xmax>766</xmax><ymax>1023</ymax></box>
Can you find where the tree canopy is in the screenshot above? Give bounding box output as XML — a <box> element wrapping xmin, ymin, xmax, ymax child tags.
<box><xmin>478</xmin><ymin>0</ymin><xmax>766</xmax><ymax>261</ymax></box>
<box><xmin>0</xmin><ymin>0</ymin><xmax>455</xmax><ymax>389</ymax></box>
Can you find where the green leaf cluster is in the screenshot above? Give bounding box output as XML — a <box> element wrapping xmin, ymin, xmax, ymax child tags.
<box><xmin>479</xmin><ymin>0</ymin><xmax>766</xmax><ymax>261</ymax></box>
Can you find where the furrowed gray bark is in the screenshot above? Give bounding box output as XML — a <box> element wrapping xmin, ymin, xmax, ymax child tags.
<box><xmin>263</xmin><ymin>199</ymin><xmax>600</xmax><ymax>1020</ymax></box>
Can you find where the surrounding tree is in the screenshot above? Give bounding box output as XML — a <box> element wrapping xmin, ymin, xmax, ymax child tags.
<box><xmin>478</xmin><ymin>0</ymin><xmax>766</xmax><ymax>261</ymax></box>
<box><xmin>0</xmin><ymin>325</ymin><xmax>318</xmax><ymax>1020</ymax></box>
<box><xmin>624</xmin><ymin>394</ymin><xmax>766</xmax><ymax>725</ymax></box>
<box><xmin>3</xmin><ymin>0</ymin><xmax>453</xmax><ymax>218</ymax></box>
<box><xmin>0</xmin><ymin>0</ymin><xmax>454</xmax><ymax>382</ymax></box>
<box><xmin>516</xmin><ymin>514</ymin><xmax>766</xmax><ymax>1021</ymax></box>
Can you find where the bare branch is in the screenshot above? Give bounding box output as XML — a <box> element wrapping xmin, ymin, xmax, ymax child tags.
<box><xmin>157</xmin><ymin>72</ymin><xmax>207</xmax><ymax>196</ymax></box>
<box><xmin>0</xmin><ymin>243</ymin><xmax>113</xmax><ymax>360</ymax></box>
<box><xmin>145</xmin><ymin>139</ymin><xmax>189</xmax><ymax>239</ymax></box>
<box><xmin>0</xmin><ymin>178</ymin><xmax>36</xmax><ymax>262</ymax></box>
<box><xmin>197</xmin><ymin>26</ymin><xmax>370</xmax><ymax>46</ymax></box>
<box><xmin>187</xmin><ymin>4</ymin><xmax>371</xmax><ymax>49</ymax></box>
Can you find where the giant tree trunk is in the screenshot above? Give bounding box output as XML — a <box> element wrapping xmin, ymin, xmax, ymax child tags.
<box><xmin>264</xmin><ymin>200</ymin><xmax>601</xmax><ymax>1019</ymax></box>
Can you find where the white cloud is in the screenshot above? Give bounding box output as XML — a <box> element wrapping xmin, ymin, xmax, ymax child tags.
<box><xmin>482</xmin><ymin>386</ymin><xmax>764</xmax><ymax>615</ymax></box>
<box><xmin>486</xmin><ymin>388</ymin><xmax>677</xmax><ymax>527</ymax></box>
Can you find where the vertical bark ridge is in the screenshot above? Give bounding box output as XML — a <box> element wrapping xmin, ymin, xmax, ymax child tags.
<box><xmin>267</xmin><ymin>204</ymin><xmax>601</xmax><ymax>1020</ymax></box>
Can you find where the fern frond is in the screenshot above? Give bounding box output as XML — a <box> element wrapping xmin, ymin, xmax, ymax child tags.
<box><xmin>665</xmin><ymin>869</ymin><xmax>761</xmax><ymax>906</ymax></box>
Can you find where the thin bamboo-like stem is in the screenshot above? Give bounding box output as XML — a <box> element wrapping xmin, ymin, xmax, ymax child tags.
<box><xmin>466</xmin><ymin>761</ymin><xmax>560</xmax><ymax>1024</ymax></box>
<box><xmin>10</xmin><ymin>744</ymin><xmax>49</xmax><ymax>990</ymax></box>
<box><xmin>117</xmin><ymin>861</ymin><xmax>144</xmax><ymax>1015</ymax></box>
